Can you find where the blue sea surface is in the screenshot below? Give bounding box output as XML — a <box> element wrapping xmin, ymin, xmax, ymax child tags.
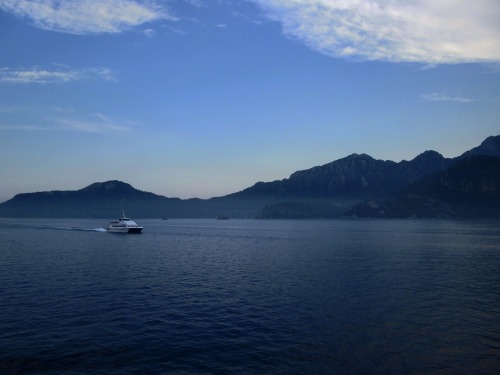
<box><xmin>0</xmin><ymin>218</ymin><xmax>499</xmax><ymax>374</ymax></box>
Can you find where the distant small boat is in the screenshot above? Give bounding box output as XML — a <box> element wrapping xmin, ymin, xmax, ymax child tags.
<box><xmin>217</xmin><ymin>215</ymin><xmax>229</xmax><ymax>220</ymax></box>
<box><xmin>107</xmin><ymin>211</ymin><xmax>143</xmax><ymax>234</ymax></box>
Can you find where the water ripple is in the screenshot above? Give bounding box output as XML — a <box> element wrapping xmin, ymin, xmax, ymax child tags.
<box><xmin>0</xmin><ymin>219</ymin><xmax>499</xmax><ymax>374</ymax></box>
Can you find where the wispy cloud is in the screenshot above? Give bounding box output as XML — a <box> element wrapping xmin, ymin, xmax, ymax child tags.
<box><xmin>0</xmin><ymin>66</ymin><xmax>116</xmax><ymax>84</ymax></box>
<box><xmin>58</xmin><ymin>113</ymin><xmax>130</xmax><ymax>133</ymax></box>
<box><xmin>0</xmin><ymin>108</ymin><xmax>131</xmax><ymax>133</ymax></box>
<box><xmin>144</xmin><ymin>28</ymin><xmax>156</xmax><ymax>38</ymax></box>
<box><xmin>183</xmin><ymin>0</ymin><xmax>206</xmax><ymax>7</ymax></box>
<box><xmin>0</xmin><ymin>67</ymin><xmax>80</xmax><ymax>84</ymax></box>
<box><xmin>250</xmin><ymin>0</ymin><xmax>500</xmax><ymax>64</ymax></box>
<box><xmin>0</xmin><ymin>0</ymin><xmax>174</xmax><ymax>34</ymax></box>
<box><xmin>88</xmin><ymin>67</ymin><xmax>117</xmax><ymax>82</ymax></box>
<box><xmin>421</xmin><ymin>93</ymin><xmax>473</xmax><ymax>103</ymax></box>
<box><xmin>0</xmin><ymin>124</ymin><xmax>55</xmax><ymax>131</ymax></box>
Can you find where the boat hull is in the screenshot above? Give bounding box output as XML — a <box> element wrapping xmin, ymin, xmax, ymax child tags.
<box><xmin>106</xmin><ymin>226</ymin><xmax>143</xmax><ymax>234</ymax></box>
<box><xmin>127</xmin><ymin>227</ymin><xmax>143</xmax><ymax>234</ymax></box>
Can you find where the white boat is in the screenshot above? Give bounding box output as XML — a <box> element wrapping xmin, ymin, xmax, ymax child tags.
<box><xmin>107</xmin><ymin>211</ymin><xmax>143</xmax><ymax>233</ymax></box>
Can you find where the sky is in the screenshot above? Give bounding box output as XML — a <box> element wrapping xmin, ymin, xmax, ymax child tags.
<box><xmin>0</xmin><ymin>0</ymin><xmax>499</xmax><ymax>202</ymax></box>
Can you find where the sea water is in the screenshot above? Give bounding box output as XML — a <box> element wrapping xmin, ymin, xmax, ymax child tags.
<box><xmin>0</xmin><ymin>218</ymin><xmax>499</xmax><ymax>374</ymax></box>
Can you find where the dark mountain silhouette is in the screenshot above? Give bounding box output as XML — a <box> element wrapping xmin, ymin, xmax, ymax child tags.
<box><xmin>0</xmin><ymin>181</ymin><xmax>177</xmax><ymax>218</ymax></box>
<box><xmin>232</xmin><ymin>150</ymin><xmax>452</xmax><ymax>201</ymax></box>
<box><xmin>343</xmin><ymin>155</ymin><xmax>500</xmax><ymax>219</ymax></box>
<box><xmin>0</xmin><ymin>180</ymin><xmax>269</xmax><ymax>218</ymax></box>
<box><xmin>0</xmin><ymin>135</ymin><xmax>498</xmax><ymax>219</ymax></box>
<box><xmin>253</xmin><ymin>136</ymin><xmax>500</xmax><ymax>219</ymax></box>
<box><xmin>405</xmin><ymin>155</ymin><xmax>500</xmax><ymax>203</ymax></box>
<box><xmin>458</xmin><ymin>135</ymin><xmax>500</xmax><ymax>159</ymax></box>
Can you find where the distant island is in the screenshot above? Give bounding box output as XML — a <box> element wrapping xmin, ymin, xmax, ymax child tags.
<box><xmin>1</xmin><ymin>135</ymin><xmax>499</xmax><ymax>219</ymax></box>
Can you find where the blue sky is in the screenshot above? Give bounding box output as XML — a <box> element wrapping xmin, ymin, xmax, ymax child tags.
<box><xmin>1</xmin><ymin>0</ymin><xmax>499</xmax><ymax>202</ymax></box>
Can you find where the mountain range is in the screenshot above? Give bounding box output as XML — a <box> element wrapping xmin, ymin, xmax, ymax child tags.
<box><xmin>1</xmin><ymin>135</ymin><xmax>499</xmax><ymax>219</ymax></box>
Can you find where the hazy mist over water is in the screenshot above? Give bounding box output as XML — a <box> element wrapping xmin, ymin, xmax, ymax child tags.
<box><xmin>1</xmin><ymin>218</ymin><xmax>499</xmax><ymax>374</ymax></box>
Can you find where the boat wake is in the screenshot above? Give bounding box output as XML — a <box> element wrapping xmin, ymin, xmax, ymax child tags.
<box><xmin>0</xmin><ymin>222</ymin><xmax>106</xmax><ymax>232</ymax></box>
<box><xmin>51</xmin><ymin>226</ymin><xmax>107</xmax><ymax>232</ymax></box>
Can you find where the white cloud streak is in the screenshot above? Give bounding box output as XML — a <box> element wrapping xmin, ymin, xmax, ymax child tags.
<box><xmin>0</xmin><ymin>66</ymin><xmax>116</xmax><ymax>84</ymax></box>
<box><xmin>0</xmin><ymin>108</ymin><xmax>131</xmax><ymax>133</ymax></box>
<box><xmin>0</xmin><ymin>67</ymin><xmax>80</xmax><ymax>84</ymax></box>
<box><xmin>421</xmin><ymin>93</ymin><xmax>473</xmax><ymax>103</ymax></box>
<box><xmin>0</xmin><ymin>0</ymin><xmax>172</xmax><ymax>34</ymax></box>
<box><xmin>250</xmin><ymin>0</ymin><xmax>500</xmax><ymax>64</ymax></box>
<box><xmin>58</xmin><ymin>115</ymin><xmax>129</xmax><ymax>133</ymax></box>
